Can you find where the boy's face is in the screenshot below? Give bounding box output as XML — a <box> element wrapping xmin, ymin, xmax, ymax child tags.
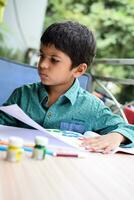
<box><xmin>38</xmin><ymin>44</ymin><xmax>82</xmax><ymax>87</ymax></box>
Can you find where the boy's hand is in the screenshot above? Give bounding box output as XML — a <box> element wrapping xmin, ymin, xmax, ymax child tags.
<box><xmin>81</xmin><ymin>132</ymin><xmax>126</xmax><ymax>154</ymax></box>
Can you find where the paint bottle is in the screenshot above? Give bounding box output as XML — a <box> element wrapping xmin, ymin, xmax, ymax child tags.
<box><xmin>32</xmin><ymin>136</ymin><xmax>48</xmax><ymax>160</ymax></box>
<box><xmin>6</xmin><ymin>136</ymin><xmax>24</xmax><ymax>162</ymax></box>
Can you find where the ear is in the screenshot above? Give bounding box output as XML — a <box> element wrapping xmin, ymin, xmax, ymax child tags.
<box><xmin>73</xmin><ymin>63</ymin><xmax>87</xmax><ymax>78</ymax></box>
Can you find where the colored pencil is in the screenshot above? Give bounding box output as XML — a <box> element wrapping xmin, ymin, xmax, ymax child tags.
<box><xmin>53</xmin><ymin>152</ymin><xmax>86</xmax><ymax>158</ymax></box>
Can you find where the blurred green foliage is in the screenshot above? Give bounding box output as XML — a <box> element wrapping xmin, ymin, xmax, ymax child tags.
<box><xmin>45</xmin><ymin>0</ymin><xmax>134</xmax><ymax>103</ymax></box>
<box><xmin>0</xmin><ymin>23</ymin><xmax>24</xmax><ymax>62</ymax></box>
<box><xmin>45</xmin><ymin>0</ymin><xmax>134</xmax><ymax>59</ymax></box>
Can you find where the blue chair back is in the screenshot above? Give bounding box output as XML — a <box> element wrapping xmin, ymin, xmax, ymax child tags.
<box><xmin>78</xmin><ymin>73</ymin><xmax>92</xmax><ymax>92</ymax></box>
<box><xmin>0</xmin><ymin>57</ymin><xmax>92</xmax><ymax>105</ymax></box>
<box><xmin>0</xmin><ymin>58</ymin><xmax>40</xmax><ymax>105</ymax></box>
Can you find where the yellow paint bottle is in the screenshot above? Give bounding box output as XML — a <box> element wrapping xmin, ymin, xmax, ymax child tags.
<box><xmin>6</xmin><ymin>136</ymin><xmax>24</xmax><ymax>162</ymax></box>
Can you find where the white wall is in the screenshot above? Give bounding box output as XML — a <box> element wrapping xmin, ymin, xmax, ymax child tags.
<box><xmin>3</xmin><ymin>0</ymin><xmax>48</xmax><ymax>52</ymax></box>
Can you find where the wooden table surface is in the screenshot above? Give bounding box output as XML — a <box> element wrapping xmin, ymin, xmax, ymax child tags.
<box><xmin>0</xmin><ymin>152</ymin><xmax>134</xmax><ymax>200</ymax></box>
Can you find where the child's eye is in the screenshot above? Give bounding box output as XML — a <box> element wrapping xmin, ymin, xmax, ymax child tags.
<box><xmin>51</xmin><ymin>58</ymin><xmax>60</xmax><ymax>63</ymax></box>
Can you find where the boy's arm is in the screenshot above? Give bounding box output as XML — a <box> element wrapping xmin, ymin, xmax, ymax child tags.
<box><xmin>93</xmin><ymin>100</ymin><xmax>134</xmax><ymax>142</ymax></box>
<box><xmin>0</xmin><ymin>89</ymin><xmax>20</xmax><ymax>127</ymax></box>
<box><xmin>82</xmin><ymin>100</ymin><xmax>134</xmax><ymax>153</ymax></box>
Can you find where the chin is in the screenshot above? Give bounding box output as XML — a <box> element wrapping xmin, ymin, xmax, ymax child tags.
<box><xmin>41</xmin><ymin>80</ymin><xmax>48</xmax><ymax>85</ymax></box>
<box><xmin>40</xmin><ymin>79</ymin><xmax>51</xmax><ymax>85</ymax></box>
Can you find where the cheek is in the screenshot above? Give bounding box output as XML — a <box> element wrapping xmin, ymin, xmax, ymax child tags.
<box><xmin>50</xmin><ymin>71</ymin><xmax>68</xmax><ymax>82</ymax></box>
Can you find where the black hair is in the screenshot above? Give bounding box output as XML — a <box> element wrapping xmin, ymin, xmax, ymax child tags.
<box><xmin>41</xmin><ymin>21</ymin><xmax>96</xmax><ymax>68</ymax></box>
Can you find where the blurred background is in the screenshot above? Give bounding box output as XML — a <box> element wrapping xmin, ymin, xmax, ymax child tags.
<box><xmin>0</xmin><ymin>0</ymin><xmax>134</xmax><ymax>105</ymax></box>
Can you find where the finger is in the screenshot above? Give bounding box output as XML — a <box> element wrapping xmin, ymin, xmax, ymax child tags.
<box><xmin>81</xmin><ymin>137</ymin><xmax>100</xmax><ymax>145</ymax></box>
<box><xmin>81</xmin><ymin>139</ymin><xmax>105</xmax><ymax>151</ymax></box>
<box><xmin>103</xmin><ymin>145</ymin><xmax>115</xmax><ymax>154</ymax></box>
<box><xmin>84</xmin><ymin>140</ymin><xmax>106</xmax><ymax>151</ymax></box>
<box><xmin>85</xmin><ymin>146</ymin><xmax>104</xmax><ymax>153</ymax></box>
<box><xmin>87</xmin><ymin>138</ymin><xmax>109</xmax><ymax>147</ymax></box>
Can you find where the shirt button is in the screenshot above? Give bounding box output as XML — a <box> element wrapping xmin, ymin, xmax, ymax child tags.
<box><xmin>47</xmin><ymin>112</ymin><xmax>52</xmax><ymax>118</ymax></box>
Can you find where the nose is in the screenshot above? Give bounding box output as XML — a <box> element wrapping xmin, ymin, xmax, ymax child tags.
<box><xmin>38</xmin><ymin>58</ymin><xmax>49</xmax><ymax>69</ymax></box>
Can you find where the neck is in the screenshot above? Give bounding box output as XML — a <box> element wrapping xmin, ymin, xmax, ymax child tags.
<box><xmin>45</xmin><ymin>79</ymin><xmax>75</xmax><ymax>107</ymax></box>
<box><xmin>47</xmin><ymin>78</ymin><xmax>75</xmax><ymax>96</ymax></box>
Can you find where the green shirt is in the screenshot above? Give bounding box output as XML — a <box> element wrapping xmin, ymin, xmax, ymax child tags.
<box><xmin>0</xmin><ymin>79</ymin><xmax>134</xmax><ymax>145</ymax></box>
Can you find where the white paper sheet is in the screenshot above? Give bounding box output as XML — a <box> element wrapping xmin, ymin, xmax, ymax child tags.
<box><xmin>112</xmin><ymin>147</ymin><xmax>134</xmax><ymax>154</ymax></box>
<box><xmin>0</xmin><ymin>104</ymin><xmax>47</xmax><ymax>133</ymax></box>
<box><xmin>0</xmin><ymin>105</ymin><xmax>84</xmax><ymax>151</ymax></box>
<box><xmin>0</xmin><ymin>125</ymin><xmax>77</xmax><ymax>150</ymax></box>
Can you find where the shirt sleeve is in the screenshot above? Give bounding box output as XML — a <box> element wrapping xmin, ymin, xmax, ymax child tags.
<box><xmin>93</xmin><ymin>100</ymin><xmax>134</xmax><ymax>145</ymax></box>
<box><xmin>0</xmin><ymin>89</ymin><xmax>21</xmax><ymax>126</ymax></box>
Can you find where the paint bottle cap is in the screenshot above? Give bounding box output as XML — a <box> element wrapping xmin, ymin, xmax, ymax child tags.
<box><xmin>35</xmin><ymin>136</ymin><xmax>48</xmax><ymax>146</ymax></box>
<box><xmin>9</xmin><ymin>136</ymin><xmax>23</xmax><ymax>147</ymax></box>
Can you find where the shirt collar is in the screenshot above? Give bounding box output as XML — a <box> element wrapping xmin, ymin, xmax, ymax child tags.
<box><xmin>38</xmin><ymin>79</ymin><xmax>80</xmax><ymax>105</ymax></box>
<box><xmin>64</xmin><ymin>79</ymin><xmax>80</xmax><ymax>105</ymax></box>
<box><xmin>38</xmin><ymin>82</ymin><xmax>48</xmax><ymax>103</ymax></box>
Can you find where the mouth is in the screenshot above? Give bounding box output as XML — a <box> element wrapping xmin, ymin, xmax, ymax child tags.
<box><xmin>39</xmin><ymin>72</ymin><xmax>49</xmax><ymax>79</ymax></box>
<box><xmin>39</xmin><ymin>72</ymin><xmax>48</xmax><ymax>76</ymax></box>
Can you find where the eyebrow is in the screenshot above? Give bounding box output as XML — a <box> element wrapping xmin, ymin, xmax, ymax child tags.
<box><xmin>39</xmin><ymin>49</ymin><xmax>61</xmax><ymax>59</ymax></box>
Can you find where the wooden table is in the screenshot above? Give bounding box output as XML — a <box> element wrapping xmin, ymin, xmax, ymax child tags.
<box><xmin>0</xmin><ymin>152</ymin><xmax>134</xmax><ymax>200</ymax></box>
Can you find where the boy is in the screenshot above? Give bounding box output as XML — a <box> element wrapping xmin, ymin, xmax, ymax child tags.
<box><xmin>0</xmin><ymin>21</ymin><xmax>134</xmax><ymax>153</ymax></box>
